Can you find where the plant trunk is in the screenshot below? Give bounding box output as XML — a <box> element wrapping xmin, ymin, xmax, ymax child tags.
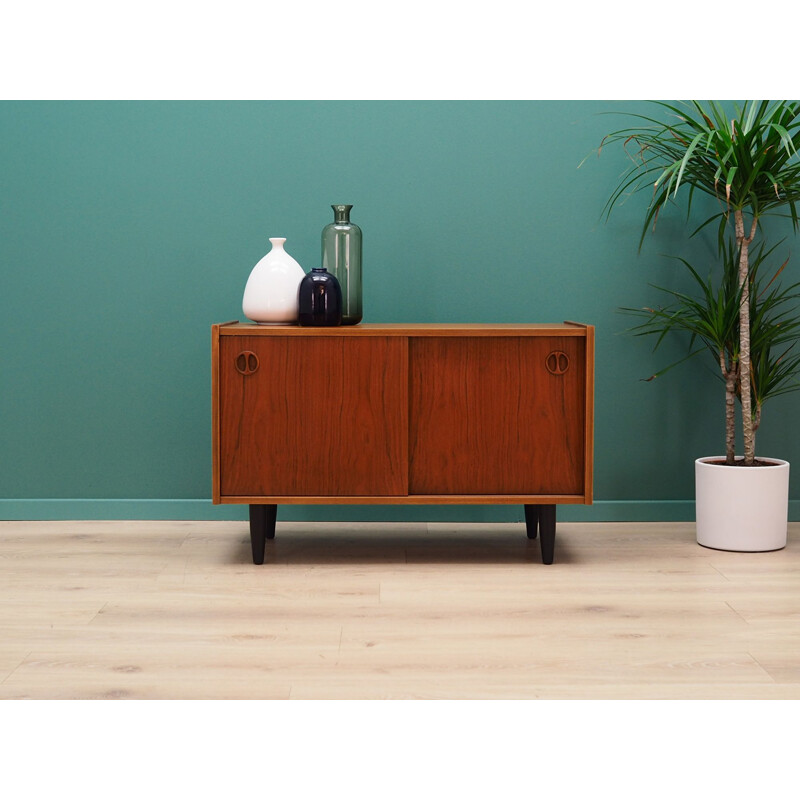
<box><xmin>723</xmin><ymin>362</ymin><xmax>737</xmax><ymax>464</ymax></box>
<box><xmin>735</xmin><ymin>210</ymin><xmax>758</xmax><ymax>465</ymax></box>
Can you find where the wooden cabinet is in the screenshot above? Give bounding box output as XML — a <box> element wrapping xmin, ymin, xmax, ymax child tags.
<box><xmin>212</xmin><ymin>322</ymin><xmax>594</xmax><ymax>564</ymax></box>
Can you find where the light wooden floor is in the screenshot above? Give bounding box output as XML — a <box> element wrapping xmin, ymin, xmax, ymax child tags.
<box><xmin>1</xmin><ymin>519</ymin><xmax>799</xmax><ymax>699</ymax></box>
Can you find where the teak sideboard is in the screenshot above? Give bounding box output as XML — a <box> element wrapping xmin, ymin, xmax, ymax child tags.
<box><xmin>212</xmin><ymin>322</ymin><xmax>594</xmax><ymax>564</ymax></box>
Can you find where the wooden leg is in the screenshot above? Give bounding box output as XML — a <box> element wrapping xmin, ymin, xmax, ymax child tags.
<box><xmin>249</xmin><ymin>504</ymin><xmax>277</xmax><ymax>565</ymax></box>
<box><xmin>524</xmin><ymin>504</ymin><xmax>539</xmax><ymax>539</ymax></box>
<box><xmin>538</xmin><ymin>504</ymin><xmax>556</xmax><ymax>565</ymax></box>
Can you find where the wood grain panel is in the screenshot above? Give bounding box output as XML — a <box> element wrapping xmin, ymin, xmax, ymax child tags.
<box><xmin>219</xmin><ymin>336</ymin><xmax>407</xmax><ymax>497</ymax></box>
<box><xmin>409</xmin><ymin>337</ymin><xmax>586</xmax><ymax>495</ymax></box>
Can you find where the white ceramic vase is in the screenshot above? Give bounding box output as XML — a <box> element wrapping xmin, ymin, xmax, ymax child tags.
<box><xmin>242</xmin><ymin>237</ymin><xmax>305</xmax><ymax>324</ymax></box>
<box><xmin>695</xmin><ymin>456</ymin><xmax>789</xmax><ymax>552</ymax></box>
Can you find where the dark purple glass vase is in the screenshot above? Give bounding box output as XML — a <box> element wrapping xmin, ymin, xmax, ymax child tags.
<box><xmin>298</xmin><ymin>267</ymin><xmax>342</xmax><ymax>326</ymax></box>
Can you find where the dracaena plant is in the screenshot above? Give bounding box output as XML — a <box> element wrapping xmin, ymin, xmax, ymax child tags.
<box><xmin>622</xmin><ymin>239</ymin><xmax>800</xmax><ymax>464</ymax></box>
<box><xmin>599</xmin><ymin>100</ymin><xmax>800</xmax><ymax>465</ymax></box>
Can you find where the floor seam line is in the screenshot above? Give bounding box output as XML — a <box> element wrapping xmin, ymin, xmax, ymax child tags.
<box><xmin>333</xmin><ymin>626</ymin><xmax>344</xmax><ymax>668</ymax></box>
<box><xmin>0</xmin><ymin>651</ymin><xmax>32</xmax><ymax>685</ymax></box>
<box><xmin>89</xmin><ymin>602</ymin><xmax>108</xmax><ymax>624</ymax></box>
<box><xmin>709</xmin><ymin>563</ymin><xmax>731</xmax><ymax>581</ymax></box>
<box><xmin>747</xmin><ymin>651</ymin><xmax>778</xmax><ymax>683</ymax></box>
<box><xmin>724</xmin><ymin>600</ymin><xmax>749</xmax><ymax>623</ymax></box>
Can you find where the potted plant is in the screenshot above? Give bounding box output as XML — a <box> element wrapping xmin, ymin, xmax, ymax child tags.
<box><xmin>622</xmin><ymin>239</ymin><xmax>800</xmax><ymax>550</ymax></box>
<box><xmin>597</xmin><ymin>100</ymin><xmax>800</xmax><ymax>550</ymax></box>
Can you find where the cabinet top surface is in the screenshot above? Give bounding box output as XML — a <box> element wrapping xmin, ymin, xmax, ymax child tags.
<box><xmin>215</xmin><ymin>321</ymin><xmax>592</xmax><ymax>337</ymax></box>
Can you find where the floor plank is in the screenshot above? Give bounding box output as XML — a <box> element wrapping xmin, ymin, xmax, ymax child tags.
<box><xmin>1</xmin><ymin>520</ymin><xmax>798</xmax><ymax>699</ymax></box>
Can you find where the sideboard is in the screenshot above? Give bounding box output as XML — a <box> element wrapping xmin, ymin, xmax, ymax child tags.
<box><xmin>212</xmin><ymin>322</ymin><xmax>594</xmax><ymax>564</ymax></box>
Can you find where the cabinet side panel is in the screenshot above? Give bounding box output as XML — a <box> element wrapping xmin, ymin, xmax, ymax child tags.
<box><xmin>409</xmin><ymin>337</ymin><xmax>586</xmax><ymax>495</ymax></box>
<box><xmin>584</xmin><ymin>325</ymin><xmax>595</xmax><ymax>503</ymax></box>
<box><xmin>219</xmin><ymin>336</ymin><xmax>407</xmax><ymax>497</ymax></box>
<box><xmin>211</xmin><ymin>325</ymin><xmax>221</xmax><ymax>504</ymax></box>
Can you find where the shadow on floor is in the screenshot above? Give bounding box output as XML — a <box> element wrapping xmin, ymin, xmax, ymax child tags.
<box><xmin>217</xmin><ymin>524</ymin><xmax>574</xmax><ymax>566</ymax></box>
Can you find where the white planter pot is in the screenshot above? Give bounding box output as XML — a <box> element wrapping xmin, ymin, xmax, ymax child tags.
<box><xmin>242</xmin><ymin>237</ymin><xmax>305</xmax><ymax>324</ymax></box>
<box><xmin>695</xmin><ymin>456</ymin><xmax>789</xmax><ymax>552</ymax></box>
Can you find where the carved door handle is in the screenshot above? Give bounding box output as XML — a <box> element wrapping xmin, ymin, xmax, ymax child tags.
<box><xmin>546</xmin><ymin>351</ymin><xmax>569</xmax><ymax>375</ymax></box>
<box><xmin>235</xmin><ymin>351</ymin><xmax>259</xmax><ymax>375</ymax></box>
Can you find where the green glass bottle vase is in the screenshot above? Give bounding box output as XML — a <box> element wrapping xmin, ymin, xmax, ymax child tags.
<box><xmin>321</xmin><ymin>204</ymin><xmax>362</xmax><ymax>325</ymax></box>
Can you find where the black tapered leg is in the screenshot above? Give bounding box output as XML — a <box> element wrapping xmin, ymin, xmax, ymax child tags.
<box><xmin>538</xmin><ymin>504</ymin><xmax>556</xmax><ymax>565</ymax></box>
<box><xmin>524</xmin><ymin>504</ymin><xmax>539</xmax><ymax>539</ymax></box>
<box><xmin>249</xmin><ymin>504</ymin><xmax>277</xmax><ymax>565</ymax></box>
<box><xmin>264</xmin><ymin>504</ymin><xmax>277</xmax><ymax>540</ymax></box>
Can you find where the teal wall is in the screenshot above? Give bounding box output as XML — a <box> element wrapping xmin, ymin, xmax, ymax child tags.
<box><xmin>2</xmin><ymin>101</ymin><xmax>798</xmax><ymax>521</ymax></box>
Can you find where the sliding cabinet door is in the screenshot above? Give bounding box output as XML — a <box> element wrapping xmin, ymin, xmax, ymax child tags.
<box><xmin>409</xmin><ymin>336</ymin><xmax>586</xmax><ymax>495</ymax></box>
<box><xmin>219</xmin><ymin>335</ymin><xmax>408</xmax><ymax>497</ymax></box>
